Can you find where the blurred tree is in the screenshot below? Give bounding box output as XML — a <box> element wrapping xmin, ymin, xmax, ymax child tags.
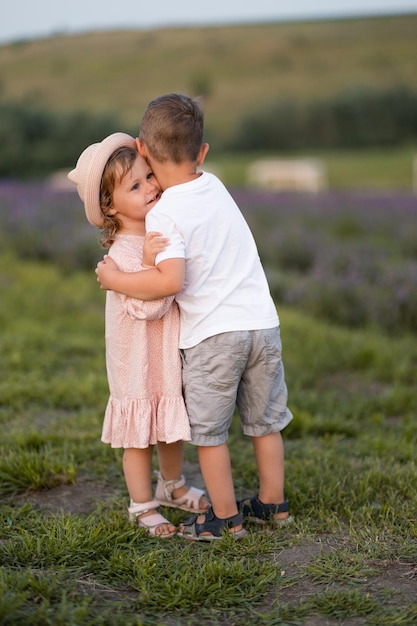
<box><xmin>0</xmin><ymin>99</ymin><xmax>128</xmax><ymax>178</ymax></box>
<box><xmin>230</xmin><ymin>85</ymin><xmax>417</xmax><ymax>151</ymax></box>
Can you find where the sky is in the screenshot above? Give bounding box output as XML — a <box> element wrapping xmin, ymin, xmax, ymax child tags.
<box><xmin>2</xmin><ymin>0</ymin><xmax>417</xmax><ymax>44</ymax></box>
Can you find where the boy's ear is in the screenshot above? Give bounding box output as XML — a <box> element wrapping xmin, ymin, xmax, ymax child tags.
<box><xmin>136</xmin><ymin>138</ymin><xmax>147</xmax><ymax>158</ymax></box>
<box><xmin>196</xmin><ymin>143</ymin><xmax>209</xmax><ymax>167</ymax></box>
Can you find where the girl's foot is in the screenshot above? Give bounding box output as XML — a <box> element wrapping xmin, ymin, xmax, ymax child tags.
<box><xmin>128</xmin><ymin>499</ymin><xmax>176</xmax><ymax>538</ymax></box>
<box><xmin>154</xmin><ymin>472</ymin><xmax>210</xmax><ymax>513</ymax></box>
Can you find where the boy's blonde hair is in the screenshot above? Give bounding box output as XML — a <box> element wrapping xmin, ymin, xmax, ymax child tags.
<box><xmin>139</xmin><ymin>93</ymin><xmax>204</xmax><ymax>164</ymax></box>
<box><xmin>99</xmin><ymin>146</ymin><xmax>137</xmax><ymax>248</ymax></box>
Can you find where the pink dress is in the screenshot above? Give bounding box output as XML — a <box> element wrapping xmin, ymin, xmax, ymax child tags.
<box><xmin>101</xmin><ymin>233</ymin><xmax>191</xmax><ymax>448</ymax></box>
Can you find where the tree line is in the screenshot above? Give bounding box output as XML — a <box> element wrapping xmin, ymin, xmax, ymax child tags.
<box><xmin>0</xmin><ymin>85</ymin><xmax>416</xmax><ymax>178</ymax></box>
<box><xmin>230</xmin><ymin>85</ymin><xmax>417</xmax><ymax>151</ymax></box>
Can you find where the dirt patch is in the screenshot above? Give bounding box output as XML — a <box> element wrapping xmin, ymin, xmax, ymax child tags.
<box><xmin>366</xmin><ymin>561</ymin><xmax>417</xmax><ymax>600</ymax></box>
<box><xmin>268</xmin><ymin>541</ymin><xmax>417</xmax><ymax>625</ymax></box>
<box><xmin>16</xmin><ymin>478</ymin><xmax>118</xmax><ymax>514</ymax></box>
<box><xmin>16</xmin><ymin>459</ymin><xmax>206</xmax><ymax>516</ymax></box>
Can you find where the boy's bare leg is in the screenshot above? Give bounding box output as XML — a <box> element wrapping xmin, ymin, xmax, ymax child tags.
<box><xmin>187</xmin><ymin>443</ymin><xmax>242</xmax><ymax>534</ymax></box>
<box><xmin>251</xmin><ymin>431</ymin><xmax>289</xmax><ymax>521</ymax></box>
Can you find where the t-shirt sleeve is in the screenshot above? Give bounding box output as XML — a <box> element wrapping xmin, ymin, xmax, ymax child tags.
<box><xmin>146</xmin><ymin>211</ymin><xmax>185</xmax><ymax>264</ymax></box>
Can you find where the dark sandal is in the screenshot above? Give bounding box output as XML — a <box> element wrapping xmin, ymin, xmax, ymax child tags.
<box><xmin>177</xmin><ymin>506</ymin><xmax>247</xmax><ymax>542</ymax></box>
<box><xmin>238</xmin><ymin>495</ymin><xmax>292</xmax><ymax>526</ymax></box>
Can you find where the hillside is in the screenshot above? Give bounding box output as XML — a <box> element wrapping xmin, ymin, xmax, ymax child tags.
<box><xmin>0</xmin><ymin>14</ymin><xmax>416</xmax><ymax>144</ymax></box>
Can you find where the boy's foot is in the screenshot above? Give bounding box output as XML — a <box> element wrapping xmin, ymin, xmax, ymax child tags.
<box><xmin>238</xmin><ymin>495</ymin><xmax>292</xmax><ymax>526</ymax></box>
<box><xmin>177</xmin><ymin>506</ymin><xmax>247</xmax><ymax>541</ymax></box>
<box><xmin>154</xmin><ymin>471</ymin><xmax>210</xmax><ymax>513</ymax></box>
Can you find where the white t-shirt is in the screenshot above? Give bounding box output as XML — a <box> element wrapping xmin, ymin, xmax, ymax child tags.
<box><xmin>146</xmin><ymin>172</ymin><xmax>279</xmax><ymax>348</ymax></box>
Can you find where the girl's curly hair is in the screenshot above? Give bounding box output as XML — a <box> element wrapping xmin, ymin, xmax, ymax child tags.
<box><xmin>99</xmin><ymin>145</ymin><xmax>137</xmax><ymax>249</ymax></box>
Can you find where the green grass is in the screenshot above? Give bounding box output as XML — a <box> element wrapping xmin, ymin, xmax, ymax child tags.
<box><xmin>208</xmin><ymin>144</ymin><xmax>417</xmax><ymax>188</ymax></box>
<box><xmin>0</xmin><ymin>255</ymin><xmax>416</xmax><ymax>624</ymax></box>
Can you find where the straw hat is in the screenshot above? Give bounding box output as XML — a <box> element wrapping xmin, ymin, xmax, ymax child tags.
<box><xmin>67</xmin><ymin>132</ymin><xmax>136</xmax><ymax>227</ymax></box>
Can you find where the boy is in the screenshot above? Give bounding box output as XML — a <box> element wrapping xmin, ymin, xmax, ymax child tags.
<box><xmin>96</xmin><ymin>93</ymin><xmax>293</xmax><ymax>540</ymax></box>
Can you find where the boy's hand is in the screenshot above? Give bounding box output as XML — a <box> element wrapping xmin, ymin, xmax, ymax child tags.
<box><xmin>143</xmin><ymin>231</ymin><xmax>169</xmax><ymax>267</ymax></box>
<box><xmin>95</xmin><ymin>255</ymin><xmax>119</xmax><ymax>290</ymax></box>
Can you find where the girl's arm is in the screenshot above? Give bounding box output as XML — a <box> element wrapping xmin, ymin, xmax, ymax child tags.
<box><xmin>96</xmin><ymin>255</ymin><xmax>185</xmax><ymax>300</ymax></box>
<box><xmin>124</xmin><ymin>293</ymin><xmax>174</xmax><ymax>320</ymax></box>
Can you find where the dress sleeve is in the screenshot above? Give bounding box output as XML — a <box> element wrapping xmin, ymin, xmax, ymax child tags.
<box><xmin>108</xmin><ymin>239</ymin><xmax>175</xmax><ymax>320</ymax></box>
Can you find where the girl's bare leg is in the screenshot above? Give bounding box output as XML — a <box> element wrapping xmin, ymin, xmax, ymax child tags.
<box><xmin>156</xmin><ymin>441</ymin><xmax>184</xmax><ymax>482</ymax></box>
<box><xmin>123</xmin><ymin>447</ymin><xmax>175</xmax><ymax>535</ymax></box>
<box><xmin>157</xmin><ymin>440</ymin><xmax>209</xmax><ymax>510</ymax></box>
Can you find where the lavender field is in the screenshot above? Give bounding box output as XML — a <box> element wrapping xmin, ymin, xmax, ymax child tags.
<box><xmin>1</xmin><ymin>179</ymin><xmax>417</xmax><ymax>624</ymax></box>
<box><xmin>1</xmin><ymin>180</ymin><xmax>417</xmax><ymax>335</ymax></box>
<box><xmin>235</xmin><ymin>187</ymin><xmax>417</xmax><ymax>334</ymax></box>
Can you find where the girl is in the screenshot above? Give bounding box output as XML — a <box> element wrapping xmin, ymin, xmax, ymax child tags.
<box><xmin>68</xmin><ymin>133</ymin><xmax>208</xmax><ymax>537</ymax></box>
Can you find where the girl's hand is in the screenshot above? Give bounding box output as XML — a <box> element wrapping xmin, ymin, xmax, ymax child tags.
<box><xmin>95</xmin><ymin>255</ymin><xmax>119</xmax><ymax>289</ymax></box>
<box><xmin>143</xmin><ymin>231</ymin><xmax>169</xmax><ymax>267</ymax></box>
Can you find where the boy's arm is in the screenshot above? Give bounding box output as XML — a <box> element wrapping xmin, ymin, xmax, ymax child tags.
<box><xmin>96</xmin><ymin>255</ymin><xmax>184</xmax><ymax>300</ymax></box>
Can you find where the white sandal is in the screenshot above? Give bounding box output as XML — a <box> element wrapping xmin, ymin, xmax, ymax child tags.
<box><xmin>154</xmin><ymin>471</ymin><xmax>208</xmax><ymax>514</ymax></box>
<box><xmin>128</xmin><ymin>499</ymin><xmax>176</xmax><ymax>538</ymax></box>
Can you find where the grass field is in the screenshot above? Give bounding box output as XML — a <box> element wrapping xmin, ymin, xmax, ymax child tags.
<box><xmin>208</xmin><ymin>145</ymin><xmax>417</xmax><ymax>189</ymax></box>
<box><xmin>1</xmin><ymin>18</ymin><xmax>417</xmax><ymax>612</ymax></box>
<box><xmin>1</xmin><ymin>14</ymin><xmax>416</xmax><ymax>144</ymax></box>
<box><xmin>0</xmin><ymin>243</ymin><xmax>416</xmax><ymax>624</ymax></box>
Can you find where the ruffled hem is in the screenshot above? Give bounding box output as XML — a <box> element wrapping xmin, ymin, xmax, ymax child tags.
<box><xmin>101</xmin><ymin>395</ymin><xmax>191</xmax><ymax>448</ymax></box>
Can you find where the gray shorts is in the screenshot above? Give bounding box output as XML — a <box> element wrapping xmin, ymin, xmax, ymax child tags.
<box><xmin>180</xmin><ymin>327</ymin><xmax>293</xmax><ymax>446</ymax></box>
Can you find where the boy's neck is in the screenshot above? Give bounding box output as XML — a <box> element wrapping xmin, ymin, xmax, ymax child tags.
<box><xmin>152</xmin><ymin>161</ymin><xmax>202</xmax><ymax>192</ymax></box>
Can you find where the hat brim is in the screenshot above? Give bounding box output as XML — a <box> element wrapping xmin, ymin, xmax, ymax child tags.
<box><xmin>82</xmin><ymin>132</ymin><xmax>136</xmax><ymax>227</ymax></box>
